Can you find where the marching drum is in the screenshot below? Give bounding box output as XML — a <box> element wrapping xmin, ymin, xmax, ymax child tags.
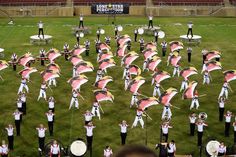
<box><xmin>69</xmin><ymin>140</ymin><xmax>87</xmax><ymax>157</ymax></box>
<box><xmin>100</xmin><ymin>29</ymin><xmax>105</xmax><ymax>35</ymax></box>
<box><xmin>117</xmin><ymin>25</ymin><xmax>123</xmax><ymax>32</ymax></box>
<box><xmin>138</xmin><ymin>28</ymin><xmax>144</xmax><ymax>35</ymax></box>
<box><xmin>206</xmin><ymin>140</ymin><xmax>220</xmax><ymax>157</ymax></box>
<box><xmin>158</xmin><ymin>31</ymin><xmax>165</xmax><ymax>39</ymax></box>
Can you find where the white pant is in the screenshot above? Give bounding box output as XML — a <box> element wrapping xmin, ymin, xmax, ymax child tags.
<box><xmin>219</xmin><ymin>88</ymin><xmax>228</xmax><ymax>99</ymax></box>
<box><xmin>95</xmin><ymin>74</ymin><xmax>102</xmax><ymax>83</ymax></box>
<box><xmin>190</xmin><ymin>99</ymin><xmax>199</xmax><ymax>110</ymax></box>
<box><xmin>151</xmin><ymin>78</ymin><xmax>155</xmax><ymax>85</ymax></box>
<box><xmin>91</xmin><ymin>106</ymin><xmax>101</xmax><ymax>120</ymax></box>
<box><xmin>153</xmin><ymin>86</ymin><xmax>161</xmax><ymax>97</ymax></box>
<box><xmin>48</xmin><ymin>78</ymin><xmax>56</xmax><ymax>87</ymax></box>
<box><xmin>69</xmin><ymin>97</ymin><xmax>79</xmax><ymax>109</ymax></box>
<box><xmin>180</xmin><ymin>81</ymin><xmax>188</xmax><ymax>92</ymax></box>
<box><xmin>162</xmin><ymin>106</ymin><xmax>172</xmax><ymax>120</ymax></box>
<box><xmin>172</xmin><ymin>67</ymin><xmax>180</xmax><ymax>77</ymax></box>
<box><xmin>123</xmin><ymin>69</ymin><xmax>128</xmax><ymax>79</ymax></box>
<box><xmin>143</xmin><ymin>61</ymin><xmax>147</xmax><ymax>71</ymax></box>
<box><xmin>72</xmin><ymin>67</ymin><xmax>76</xmax><ymax>77</ymax></box>
<box><xmin>125</xmin><ymin>79</ymin><xmax>129</xmax><ymax>90</ymax></box>
<box><xmin>38</xmin><ymin>89</ymin><xmax>46</xmax><ymax>101</ymax></box>
<box><xmin>18</xmin><ymin>83</ymin><xmax>29</xmax><ymax>94</ymax></box>
<box><xmin>203</xmin><ymin>75</ymin><xmax>210</xmax><ymax>84</ymax></box>
<box><xmin>132</xmin><ymin>116</ymin><xmax>144</xmax><ymax>128</ymax></box>
<box><xmin>130</xmin><ymin>95</ymin><xmax>138</xmax><ymax>107</ymax></box>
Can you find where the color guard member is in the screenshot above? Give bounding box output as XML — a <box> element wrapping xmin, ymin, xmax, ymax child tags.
<box><xmin>139</xmin><ymin>38</ymin><xmax>145</xmax><ymax>53</ymax></box>
<box><xmin>37</xmin><ymin>81</ymin><xmax>47</xmax><ymax>101</ymax></box>
<box><xmin>153</xmin><ymin>82</ymin><xmax>161</xmax><ymax>97</ymax></box>
<box><xmin>162</xmin><ymin>103</ymin><xmax>172</xmax><ymax>120</ymax></box>
<box><xmin>161</xmin><ymin>41</ymin><xmax>167</xmax><ymax>57</ymax></box>
<box><xmin>105</xmin><ymin>36</ymin><xmax>111</xmax><ymax>46</ymax></box>
<box><xmin>18</xmin><ymin>77</ymin><xmax>29</xmax><ymax>94</ymax></box>
<box><xmin>39</xmin><ymin>49</ymin><xmax>46</xmax><ymax>66</ymax></box>
<box><xmin>190</xmin><ymin>91</ymin><xmax>199</xmax><ymax>110</ymax></box>
<box><xmin>132</xmin><ymin>109</ymin><xmax>144</xmax><ymax>129</ymax></box>
<box><xmin>91</xmin><ymin>100</ymin><xmax>101</xmax><ymax>120</ymax></box>
<box><xmin>180</xmin><ymin>78</ymin><xmax>188</xmax><ymax>92</ymax></box>
<box><xmin>219</xmin><ymin>81</ymin><xmax>231</xmax><ymax>99</ymax></box>
<box><xmin>63</xmin><ymin>42</ymin><xmax>70</xmax><ymax>61</ymax></box>
<box><xmin>10</xmin><ymin>53</ymin><xmax>18</xmax><ymax>71</ymax></box>
<box><xmin>84</xmin><ymin>39</ymin><xmax>90</xmax><ymax>56</ymax></box>
<box><xmin>69</xmin><ymin>90</ymin><xmax>80</xmax><ymax>109</ymax></box>
<box><xmin>203</xmin><ymin>70</ymin><xmax>210</xmax><ymax>85</ymax></box>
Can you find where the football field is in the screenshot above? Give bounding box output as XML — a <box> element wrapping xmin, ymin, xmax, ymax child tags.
<box><xmin>0</xmin><ymin>16</ymin><xmax>236</xmax><ymax>156</ymax></box>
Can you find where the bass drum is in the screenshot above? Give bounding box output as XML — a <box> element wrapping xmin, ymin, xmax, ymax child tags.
<box><xmin>68</xmin><ymin>139</ymin><xmax>87</xmax><ymax>157</ymax></box>
<box><xmin>205</xmin><ymin>140</ymin><xmax>220</xmax><ymax>157</ymax></box>
<box><xmin>44</xmin><ymin>139</ymin><xmax>67</xmax><ymax>157</ymax></box>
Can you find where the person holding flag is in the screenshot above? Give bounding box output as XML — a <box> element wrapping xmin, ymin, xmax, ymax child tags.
<box><xmin>190</xmin><ymin>91</ymin><xmax>199</xmax><ymax>110</ymax></box>
<box><xmin>37</xmin><ymin>81</ymin><xmax>47</xmax><ymax>101</ymax></box>
<box><xmin>105</xmin><ymin>36</ymin><xmax>111</xmax><ymax>46</ymax></box>
<box><xmin>125</xmin><ymin>70</ymin><xmax>131</xmax><ymax>91</ymax></box>
<box><xmin>180</xmin><ymin>78</ymin><xmax>188</xmax><ymax>92</ymax></box>
<box><xmin>69</xmin><ymin>90</ymin><xmax>81</xmax><ymax>110</ymax></box>
<box><xmin>153</xmin><ymin>82</ymin><xmax>162</xmax><ymax>97</ymax></box>
<box><xmin>84</xmin><ymin>39</ymin><xmax>90</xmax><ymax>56</ymax></box>
<box><xmin>18</xmin><ymin>77</ymin><xmax>29</xmax><ymax>94</ymax></box>
<box><xmin>139</xmin><ymin>38</ymin><xmax>145</xmax><ymax>53</ymax></box>
<box><xmin>172</xmin><ymin>64</ymin><xmax>180</xmax><ymax>77</ymax></box>
<box><xmin>203</xmin><ymin>70</ymin><xmax>210</xmax><ymax>85</ymax></box>
<box><xmin>219</xmin><ymin>81</ymin><xmax>232</xmax><ymax>99</ymax></box>
<box><xmin>95</xmin><ymin>69</ymin><xmax>104</xmax><ymax>83</ymax></box>
<box><xmin>39</xmin><ymin>48</ymin><xmax>46</xmax><ymax>66</ymax></box>
<box><xmin>162</xmin><ymin>103</ymin><xmax>172</xmax><ymax>120</ymax></box>
<box><xmin>132</xmin><ymin>109</ymin><xmax>145</xmax><ymax>129</ymax></box>
<box><xmin>91</xmin><ymin>100</ymin><xmax>101</xmax><ymax>120</ymax></box>
<box><xmin>130</xmin><ymin>92</ymin><xmax>139</xmax><ymax>108</ymax></box>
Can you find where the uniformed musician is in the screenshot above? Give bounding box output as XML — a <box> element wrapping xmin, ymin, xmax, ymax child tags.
<box><xmin>45</xmin><ymin>110</ymin><xmax>55</xmax><ymax>136</ymax></box>
<box><xmin>119</xmin><ymin>120</ymin><xmax>128</xmax><ymax>145</ymax></box>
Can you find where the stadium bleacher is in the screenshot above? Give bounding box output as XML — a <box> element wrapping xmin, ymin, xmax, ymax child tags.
<box><xmin>229</xmin><ymin>0</ymin><xmax>236</xmax><ymax>5</ymax></box>
<box><xmin>153</xmin><ymin>0</ymin><xmax>224</xmax><ymax>6</ymax></box>
<box><xmin>0</xmin><ymin>0</ymin><xmax>67</xmax><ymax>6</ymax></box>
<box><xmin>73</xmin><ymin>0</ymin><xmax>146</xmax><ymax>6</ymax></box>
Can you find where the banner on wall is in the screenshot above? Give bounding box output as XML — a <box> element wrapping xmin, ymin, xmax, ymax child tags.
<box><xmin>91</xmin><ymin>3</ymin><xmax>129</xmax><ymax>14</ymax></box>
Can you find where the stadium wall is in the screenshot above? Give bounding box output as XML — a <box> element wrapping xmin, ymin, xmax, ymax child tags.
<box><xmin>0</xmin><ymin>5</ymin><xmax>236</xmax><ymax>17</ymax></box>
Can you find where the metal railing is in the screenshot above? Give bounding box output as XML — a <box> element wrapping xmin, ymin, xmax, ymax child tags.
<box><xmin>0</xmin><ymin>2</ymin><xmax>66</xmax><ymax>7</ymax></box>
<box><xmin>73</xmin><ymin>1</ymin><xmax>146</xmax><ymax>6</ymax></box>
<box><xmin>154</xmin><ymin>1</ymin><xmax>225</xmax><ymax>6</ymax></box>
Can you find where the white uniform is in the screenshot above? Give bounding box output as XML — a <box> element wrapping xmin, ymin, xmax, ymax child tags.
<box><xmin>180</xmin><ymin>79</ymin><xmax>188</xmax><ymax>92</ymax></box>
<box><xmin>143</xmin><ymin>59</ymin><xmax>148</xmax><ymax>71</ymax></box>
<box><xmin>167</xmin><ymin>143</ymin><xmax>176</xmax><ymax>154</ymax></box>
<box><xmin>219</xmin><ymin>82</ymin><xmax>229</xmax><ymax>99</ymax></box>
<box><xmin>122</xmin><ymin>66</ymin><xmax>129</xmax><ymax>79</ymax></box>
<box><xmin>172</xmin><ymin>65</ymin><xmax>180</xmax><ymax>77</ymax></box>
<box><xmin>38</xmin><ymin>84</ymin><xmax>47</xmax><ymax>101</ymax></box>
<box><xmin>48</xmin><ymin>100</ymin><xmax>55</xmax><ymax>109</ymax></box>
<box><xmin>18</xmin><ymin>78</ymin><xmax>29</xmax><ymax>94</ymax></box>
<box><xmin>50</xmin><ymin>144</ymin><xmax>60</xmax><ymax>155</ymax></box>
<box><xmin>84</xmin><ymin>125</ymin><xmax>95</xmax><ymax>136</ymax></box>
<box><xmin>95</xmin><ymin>70</ymin><xmax>103</xmax><ymax>83</ymax></box>
<box><xmin>190</xmin><ymin>95</ymin><xmax>199</xmax><ymax>110</ymax></box>
<box><xmin>0</xmin><ymin>144</ymin><xmax>8</xmax><ymax>155</ymax></box>
<box><xmin>162</xmin><ymin>104</ymin><xmax>172</xmax><ymax>120</ymax></box>
<box><xmin>130</xmin><ymin>92</ymin><xmax>138</xmax><ymax>108</ymax></box>
<box><xmin>203</xmin><ymin>72</ymin><xmax>210</xmax><ymax>84</ymax></box>
<box><xmin>153</xmin><ymin>82</ymin><xmax>161</xmax><ymax>97</ymax></box>
<box><xmin>91</xmin><ymin>102</ymin><xmax>101</xmax><ymax>120</ymax></box>
<box><xmin>125</xmin><ymin>71</ymin><xmax>131</xmax><ymax>90</ymax></box>
<box><xmin>217</xmin><ymin>145</ymin><xmax>226</xmax><ymax>155</ymax></box>
<box><xmin>73</xmin><ymin>65</ymin><xmax>77</xmax><ymax>77</ymax></box>
<box><xmin>48</xmin><ymin>78</ymin><xmax>57</xmax><ymax>87</ymax></box>
<box><xmin>69</xmin><ymin>91</ymin><xmax>79</xmax><ymax>109</ymax></box>
<box><xmin>132</xmin><ymin>110</ymin><xmax>144</xmax><ymax>128</ymax></box>
<box><xmin>84</xmin><ymin>112</ymin><xmax>93</xmax><ymax>122</ymax></box>
<box><xmin>38</xmin><ymin>23</ymin><xmax>43</xmax><ymax>29</ymax></box>
<box><xmin>104</xmin><ymin>148</ymin><xmax>113</xmax><ymax>157</ymax></box>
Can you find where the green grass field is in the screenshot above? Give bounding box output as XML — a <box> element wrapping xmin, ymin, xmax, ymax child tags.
<box><xmin>1</xmin><ymin>16</ymin><xmax>236</xmax><ymax>156</ymax></box>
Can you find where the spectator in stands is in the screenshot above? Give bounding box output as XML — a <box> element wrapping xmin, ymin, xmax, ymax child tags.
<box><xmin>187</xmin><ymin>21</ymin><xmax>193</xmax><ymax>39</ymax></box>
<box><xmin>148</xmin><ymin>15</ymin><xmax>154</xmax><ymax>29</ymax></box>
<box><xmin>38</xmin><ymin>21</ymin><xmax>44</xmax><ymax>39</ymax></box>
<box><xmin>115</xmin><ymin>145</ymin><xmax>157</xmax><ymax>157</ymax></box>
<box><xmin>79</xmin><ymin>14</ymin><xmax>84</xmax><ymax>28</ymax></box>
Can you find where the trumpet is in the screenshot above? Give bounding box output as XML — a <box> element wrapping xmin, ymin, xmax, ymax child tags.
<box><xmin>198</xmin><ymin>112</ymin><xmax>208</xmax><ymax>121</ymax></box>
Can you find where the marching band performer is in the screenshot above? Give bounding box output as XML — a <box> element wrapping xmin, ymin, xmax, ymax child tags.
<box><xmin>130</xmin><ymin>92</ymin><xmax>138</xmax><ymax>108</ymax></box>
<box><xmin>0</xmin><ymin>140</ymin><xmax>9</xmax><ymax>157</ymax></box>
<box><xmin>148</xmin><ymin>15</ymin><xmax>153</xmax><ymax>29</ymax></box>
<box><xmin>195</xmin><ymin>120</ymin><xmax>208</xmax><ymax>146</ymax></box>
<box><xmin>37</xmin><ymin>81</ymin><xmax>47</xmax><ymax>101</ymax></box>
<box><xmin>154</xmin><ymin>30</ymin><xmax>158</xmax><ymax>43</ymax></box>
<box><xmin>127</xmin><ymin>41</ymin><xmax>131</xmax><ymax>51</ymax></box>
<box><xmin>45</xmin><ymin>110</ymin><xmax>55</xmax><ymax>136</ymax></box>
<box><xmin>84</xmin><ymin>110</ymin><xmax>93</xmax><ymax>125</ymax></box>
<box><xmin>189</xmin><ymin>112</ymin><xmax>197</xmax><ymax>136</ymax></box>
<box><xmin>132</xmin><ymin>109</ymin><xmax>144</xmax><ymax>129</ymax></box>
<box><xmin>114</xmin><ymin>25</ymin><xmax>118</xmax><ymax>36</ymax></box>
<box><xmin>96</xmin><ymin>28</ymin><xmax>101</xmax><ymax>40</ymax></box>
<box><xmin>203</xmin><ymin>70</ymin><xmax>210</xmax><ymax>85</ymax></box>
<box><xmin>172</xmin><ymin>64</ymin><xmax>180</xmax><ymax>77</ymax></box>
<box><xmin>48</xmin><ymin>96</ymin><xmax>55</xmax><ymax>112</ymax></box>
<box><xmin>180</xmin><ymin>78</ymin><xmax>188</xmax><ymax>92</ymax></box>
<box><xmin>187</xmin><ymin>21</ymin><xmax>193</xmax><ymax>38</ymax></box>
<box><xmin>218</xmin><ymin>96</ymin><xmax>226</xmax><ymax>121</ymax></box>
<box><xmin>104</xmin><ymin>146</ymin><xmax>113</xmax><ymax>157</ymax></box>
<box><xmin>161</xmin><ymin>103</ymin><xmax>172</xmax><ymax>120</ymax></box>
<box><xmin>143</xmin><ymin>58</ymin><xmax>149</xmax><ymax>72</ymax></box>
<box><xmin>5</xmin><ymin>124</ymin><xmax>14</xmax><ymax>150</ymax></box>
<box><xmin>84</xmin><ymin>122</ymin><xmax>96</xmax><ymax>154</ymax></box>
<box><xmin>125</xmin><ymin>70</ymin><xmax>131</xmax><ymax>91</ymax></box>
<box><xmin>105</xmin><ymin>36</ymin><xmax>111</xmax><ymax>46</ymax></box>
<box><xmin>38</xmin><ymin>21</ymin><xmax>44</xmax><ymax>39</ymax></box>
<box><xmin>219</xmin><ymin>81</ymin><xmax>232</xmax><ymax>99</ymax></box>
<box><xmin>95</xmin><ymin>38</ymin><xmax>101</xmax><ymax>54</ymax></box>
<box><xmin>190</xmin><ymin>91</ymin><xmax>199</xmax><ymax>110</ymax></box>
<box><xmin>167</xmin><ymin>140</ymin><xmax>176</xmax><ymax>157</ymax></box>
<box><xmin>217</xmin><ymin>142</ymin><xmax>226</xmax><ymax>157</ymax></box>
<box><xmin>224</xmin><ymin>110</ymin><xmax>233</xmax><ymax>137</ymax></box>
<box><xmin>91</xmin><ymin>100</ymin><xmax>101</xmax><ymax>120</ymax></box>
<box><xmin>153</xmin><ymin>82</ymin><xmax>161</xmax><ymax>97</ymax></box>
<box><xmin>161</xmin><ymin>122</ymin><xmax>173</xmax><ymax>142</ymax></box>
<box><xmin>36</xmin><ymin>124</ymin><xmax>47</xmax><ymax>152</ymax></box>
<box><xmin>75</xmin><ymin>32</ymin><xmax>80</xmax><ymax>44</ymax></box>
<box><xmin>63</xmin><ymin>42</ymin><xmax>70</xmax><ymax>61</ymax></box>
<box><xmin>139</xmin><ymin>38</ymin><xmax>145</xmax><ymax>53</ymax></box>
<box><xmin>187</xmin><ymin>47</ymin><xmax>192</xmax><ymax>63</ymax></box>
<box><xmin>48</xmin><ymin>77</ymin><xmax>57</xmax><ymax>87</ymax></box>
<box><xmin>50</xmin><ymin>140</ymin><xmax>60</xmax><ymax>157</ymax></box>
<box><xmin>39</xmin><ymin>48</ymin><xmax>46</xmax><ymax>66</ymax></box>
<box><xmin>119</xmin><ymin>120</ymin><xmax>128</xmax><ymax>145</ymax></box>
<box><xmin>95</xmin><ymin>69</ymin><xmax>103</xmax><ymax>83</ymax></box>
<box><xmin>18</xmin><ymin>77</ymin><xmax>29</xmax><ymax>94</ymax></box>
<box><xmin>122</xmin><ymin>65</ymin><xmax>129</xmax><ymax>79</ymax></box>
<box><xmin>20</xmin><ymin>92</ymin><xmax>27</xmax><ymax>115</ymax></box>
<box><xmin>84</xmin><ymin>39</ymin><xmax>90</xmax><ymax>56</ymax></box>
<box><xmin>134</xmin><ymin>29</ymin><xmax>138</xmax><ymax>42</ymax></box>
<box><xmin>79</xmin><ymin>14</ymin><xmax>84</xmax><ymax>28</ymax></box>
<box><xmin>69</xmin><ymin>89</ymin><xmax>80</xmax><ymax>110</ymax></box>
<box><xmin>13</xmin><ymin>109</ymin><xmax>22</xmax><ymax>136</ymax></box>
<box><xmin>16</xmin><ymin>98</ymin><xmax>23</xmax><ymax>121</ymax></box>
<box><xmin>161</xmin><ymin>41</ymin><xmax>167</xmax><ymax>57</ymax></box>
<box><xmin>10</xmin><ymin>53</ymin><xmax>18</xmax><ymax>71</ymax></box>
